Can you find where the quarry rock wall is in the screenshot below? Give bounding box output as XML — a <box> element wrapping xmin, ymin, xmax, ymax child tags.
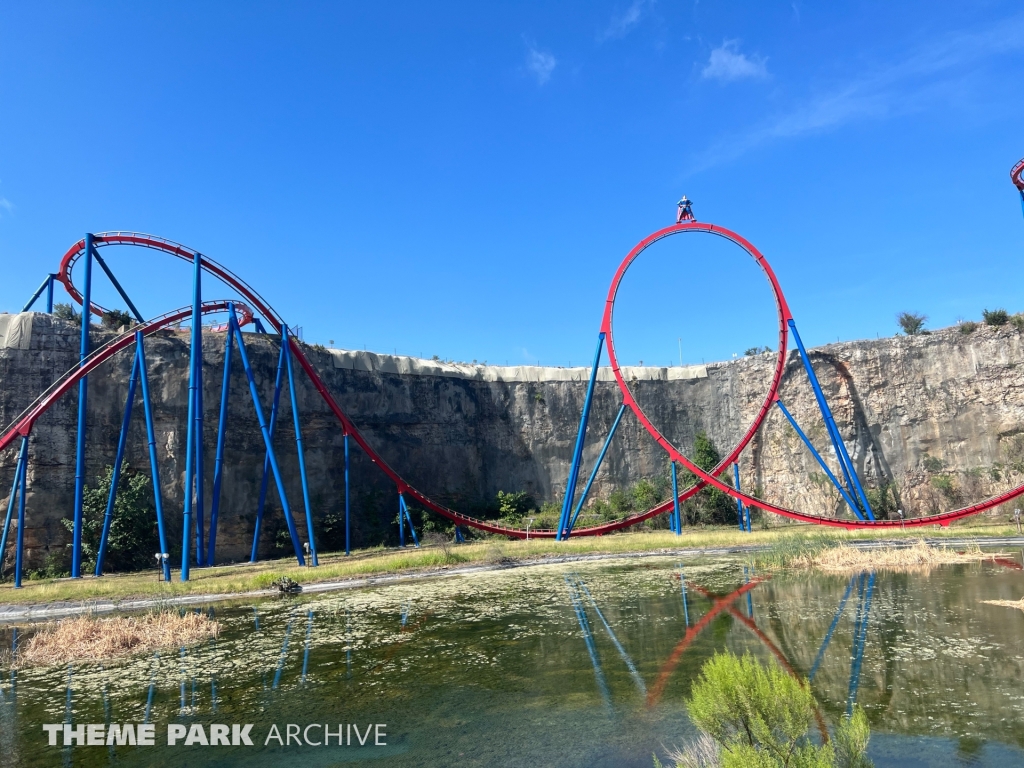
<box><xmin>2</xmin><ymin>312</ymin><xmax>1023</xmax><ymax>568</ymax></box>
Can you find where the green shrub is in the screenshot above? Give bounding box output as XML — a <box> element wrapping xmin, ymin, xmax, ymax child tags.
<box><xmin>59</xmin><ymin>463</ymin><xmax>158</xmax><ymax>573</ymax></box>
<box><xmin>983</xmin><ymin>308</ymin><xmax>1009</xmax><ymax>326</ymax></box>
<box><xmin>681</xmin><ymin>650</ymin><xmax>872</xmax><ymax>768</ymax></box>
<box><xmin>930</xmin><ymin>474</ymin><xmax>957</xmax><ymax>500</ymax></box>
<box><xmin>1010</xmin><ymin>314</ymin><xmax>1024</xmax><ymax>332</ymax></box>
<box><xmin>496</xmin><ymin>490</ymin><xmax>535</xmax><ymax>525</ymax></box>
<box><xmin>959</xmin><ymin>321</ymin><xmax>978</xmax><ymax>335</ymax></box>
<box><xmin>921</xmin><ymin>454</ymin><xmax>943</xmax><ymax>473</ymax></box>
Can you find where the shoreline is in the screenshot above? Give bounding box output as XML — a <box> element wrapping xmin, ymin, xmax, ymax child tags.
<box><xmin>1</xmin><ymin>533</ymin><xmax>1020</xmax><ymax>623</ymax></box>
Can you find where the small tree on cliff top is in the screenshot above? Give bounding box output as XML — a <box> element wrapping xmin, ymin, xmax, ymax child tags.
<box><xmin>896</xmin><ymin>312</ymin><xmax>926</xmax><ymax>335</ymax></box>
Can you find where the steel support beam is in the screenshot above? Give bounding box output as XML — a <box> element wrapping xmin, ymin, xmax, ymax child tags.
<box><xmin>566</xmin><ymin>402</ymin><xmax>626</xmax><ymax>537</ymax></box>
<box><xmin>251</xmin><ymin>333</ymin><xmax>287</xmax><ymax>562</ymax></box>
<box><xmin>71</xmin><ymin>235</ymin><xmax>93</xmax><ymax>578</ymax></box>
<box><xmin>671</xmin><ymin>461</ymin><xmax>681</xmax><ymax>534</ymax></box>
<box><xmin>776</xmin><ymin>399</ymin><xmax>864</xmax><ymax>519</ymax></box>
<box><xmin>0</xmin><ymin>436</ymin><xmax>28</xmax><ymax>579</ymax></box>
<box><xmin>137</xmin><ymin>333</ymin><xmax>171</xmax><ymax>582</ymax></box>
<box><xmin>283</xmin><ymin>324</ymin><xmax>317</xmax><ymax>566</ymax></box>
<box><xmin>230</xmin><ymin>307</ymin><xmax>305</xmax><ymax>565</ymax></box>
<box><xmin>788</xmin><ymin>320</ymin><xmax>875</xmax><ymax>520</ymax></box>
<box><xmin>344</xmin><ymin>432</ymin><xmax>350</xmax><ymax>556</ymax></box>
<box><xmin>22</xmin><ymin>274</ymin><xmax>53</xmax><ymax>313</ymax></box>
<box><xmin>208</xmin><ymin>321</ymin><xmax>234</xmax><ymax>565</ymax></box>
<box><xmin>13</xmin><ymin>431</ymin><xmax>29</xmax><ymax>588</ymax></box>
<box><xmin>559</xmin><ymin>332</ymin><xmax>605</xmax><ymax>539</ymax></box>
<box><xmin>91</xmin><ymin>251</ymin><xmax>145</xmax><ymax>323</ymax></box>
<box><xmin>95</xmin><ymin>352</ymin><xmax>140</xmax><ymax>575</ymax></box>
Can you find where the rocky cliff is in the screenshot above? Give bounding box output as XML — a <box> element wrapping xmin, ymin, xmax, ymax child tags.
<box><xmin>1</xmin><ymin>312</ymin><xmax>1023</xmax><ymax>568</ymax></box>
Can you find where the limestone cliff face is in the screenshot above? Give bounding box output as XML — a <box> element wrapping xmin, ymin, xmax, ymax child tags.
<box><xmin>1</xmin><ymin>313</ymin><xmax>1023</xmax><ymax>567</ymax></box>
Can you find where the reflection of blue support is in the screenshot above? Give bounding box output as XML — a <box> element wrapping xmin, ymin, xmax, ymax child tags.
<box><xmin>231</xmin><ymin>307</ymin><xmax>305</xmax><ymax>565</ymax></box>
<box><xmin>671</xmin><ymin>461</ymin><xmax>681</xmax><ymax>534</ymax></box>
<box><xmin>679</xmin><ymin>567</ymin><xmax>690</xmax><ymax>626</ymax></box>
<box><xmin>776</xmin><ymin>400</ymin><xmax>864</xmax><ymax>520</ymax></box>
<box><xmin>137</xmin><ymin>334</ymin><xmax>171</xmax><ymax>581</ymax></box>
<box><xmin>567</xmin><ymin>403</ymin><xmax>626</xmax><ymax>537</ymax></box>
<box><xmin>809</xmin><ymin>576</ymin><xmax>856</xmax><ymax>682</ymax></box>
<box><xmin>0</xmin><ymin>437</ymin><xmax>27</xmax><ymax>577</ymax></box>
<box><xmin>302</xmin><ymin>610</ymin><xmax>314</xmax><ymax>684</ymax></box>
<box><xmin>251</xmin><ymin>333</ymin><xmax>287</xmax><ymax>562</ymax></box>
<box><xmin>559</xmin><ymin>333</ymin><xmax>605</xmax><ymax>540</ymax></box>
<box><xmin>22</xmin><ymin>274</ymin><xmax>53</xmax><ymax>313</ymax></box>
<box><xmin>401</xmin><ymin>601</ymin><xmax>409</xmax><ymax>628</ymax></box>
<box><xmin>208</xmin><ymin>321</ymin><xmax>234</xmax><ymax>565</ymax></box>
<box><xmin>743</xmin><ymin>565</ymin><xmax>754</xmax><ymax>618</ymax></box>
<box><xmin>788</xmin><ymin>320</ymin><xmax>874</xmax><ymax>520</ymax></box>
<box><xmin>577</xmin><ymin>580</ymin><xmax>647</xmax><ymax>696</ymax></box>
<box><xmin>344</xmin><ymin>433</ymin><xmax>351</xmax><ymax>556</ymax></box>
<box><xmin>273</xmin><ymin>618</ymin><xmax>294</xmax><ymax>690</ymax></box>
<box><xmin>13</xmin><ymin>433</ymin><xmax>28</xmax><ymax>589</ymax></box>
<box><xmin>846</xmin><ymin>573</ymin><xmax>875</xmax><ymax>714</ymax></box>
<box><xmin>91</xmin><ymin>251</ymin><xmax>144</xmax><ymax>322</ymax></box>
<box><xmin>144</xmin><ymin>653</ymin><xmax>158</xmax><ymax>723</ymax></box>
<box><xmin>95</xmin><ymin>352</ymin><xmax>140</xmax><ymax>575</ymax></box>
<box><xmin>71</xmin><ymin>234</ymin><xmax>93</xmax><ymax>579</ymax></box>
<box><xmin>565</xmin><ymin>575</ymin><xmax>611</xmax><ymax>708</ymax></box>
<box><xmin>283</xmin><ymin>325</ymin><xmax>317</xmax><ymax>565</ymax></box>
<box><xmin>399</xmin><ymin>494</ymin><xmax>419</xmax><ymax>547</ymax></box>
<box><xmin>179</xmin><ymin>646</ymin><xmax>186</xmax><ymax>713</ymax></box>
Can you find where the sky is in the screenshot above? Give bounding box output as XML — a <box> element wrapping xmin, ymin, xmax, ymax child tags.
<box><xmin>1</xmin><ymin>1</ymin><xmax>1023</xmax><ymax>368</ymax></box>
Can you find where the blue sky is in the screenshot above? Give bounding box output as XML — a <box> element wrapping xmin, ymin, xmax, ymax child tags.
<box><xmin>1</xmin><ymin>1</ymin><xmax>1023</xmax><ymax>368</ymax></box>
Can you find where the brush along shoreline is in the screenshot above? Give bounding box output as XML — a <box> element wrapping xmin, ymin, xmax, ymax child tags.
<box><xmin>0</xmin><ymin>530</ymin><xmax>1019</xmax><ymax>622</ymax></box>
<box><xmin>782</xmin><ymin>540</ymin><xmax>1008</xmax><ymax>572</ymax></box>
<box><xmin>10</xmin><ymin>611</ymin><xmax>218</xmax><ymax>667</ymax></box>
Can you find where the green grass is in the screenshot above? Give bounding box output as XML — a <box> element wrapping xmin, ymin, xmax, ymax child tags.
<box><xmin>2</xmin><ymin>521</ymin><xmax>1018</xmax><ymax>607</ymax></box>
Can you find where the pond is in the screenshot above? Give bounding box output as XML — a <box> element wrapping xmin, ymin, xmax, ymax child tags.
<box><xmin>1</xmin><ymin>553</ymin><xmax>1023</xmax><ymax>767</ymax></box>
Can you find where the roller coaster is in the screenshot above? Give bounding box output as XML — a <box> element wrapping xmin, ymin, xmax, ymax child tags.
<box><xmin>1</xmin><ymin>160</ymin><xmax>1023</xmax><ymax>586</ymax></box>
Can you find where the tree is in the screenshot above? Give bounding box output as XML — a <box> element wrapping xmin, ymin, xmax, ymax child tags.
<box><xmin>496</xmin><ymin>490</ymin><xmax>535</xmax><ymax>524</ymax></box>
<box><xmin>53</xmin><ymin>302</ymin><xmax>81</xmax><ymax>326</ymax></box>
<box><xmin>681</xmin><ymin>651</ymin><xmax>872</xmax><ymax>768</ymax></box>
<box><xmin>102</xmin><ymin>309</ymin><xmax>134</xmax><ymax>329</ymax></box>
<box><xmin>679</xmin><ymin>432</ymin><xmax>738</xmax><ymax>526</ymax></box>
<box><xmin>60</xmin><ymin>463</ymin><xmax>159</xmax><ymax>573</ymax></box>
<box><xmin>896</xmin><ymin>312</ymin><xmax>926</xmax><ymax>335</ymax></box>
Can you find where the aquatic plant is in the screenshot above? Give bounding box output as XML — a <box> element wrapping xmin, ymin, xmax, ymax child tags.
<box><xmin>791</xmin><ymin>540</ymin><xmax>1002</xmax><ymax>572</ymax></box>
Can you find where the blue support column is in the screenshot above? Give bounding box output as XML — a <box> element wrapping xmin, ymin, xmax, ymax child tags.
<box><xmin>207</xmin><ymin>321</ymin><xmax>234</xmax><ymax>565</ymax></box>
<box><xmin>344</xmin><ymin>432</ymin><xmax>351</xmax><ymax>556</ymax></box>
<box><xmin>455</xmin><ymin>526</ymin><xmax>465</xmax><ymax>543</ymax></box>
<box><xmin>788</xmin><ymin>320</ymin><xmax>874</xmax><ymax>520</ymax></box>
<box><xmin>137</xmin><ymin>333</ymin><xmax>171</xmax><ymax>582</ymax></box>
<box><xmin>566</xmin><ymin>403</ymin><xmax>626</xmax><ymax>537</ymax></box>
<box><xmin>95</xmin><ymin>352</ymin><xmax>140</xmax><ymax>575</ymax></box>
<box><xmin>71</xmin><ymin>234</ymin><xmax>93</xmax><ymax>578</ymax></box>
<box><xmin>230</xmin><ymin>308</ymin><xmax>305</xmax><ymax>565</ymax></box>
<box><xmin>46</xmin><ymin>275</ymin><xmax>54</xmax><ymax>314</ymax></box>
<box><xmin>398</xmin><ymin>493</ymin><xmax>406</xmax><ymax>547</ymax></box>
<box><xmin>91</xmin><ymin>251</ymin><xmax>145</xmax><ymax>322</ymax></box>
<box><xmin>671</xmin><ymin>461</ymin><xmax>681</xmax><ymax>534</ymax></box>
<box><xmin>13</xmin><ymin>433</ymin><xmax>28</xmax><ymax>589</ymax></box>
<box><xmin>733</xmin><ymin>462</ymin><xmax>746</xmax><ymax>532</ymax></box>
<box><xmin>776</xmin><ymin>399</ymin><xmax>864</xmax><ymax>520</ymax></box>
<box><xmin>559</xmin><ymin>333</ymin><xmax>605</xmax><ymax>540</ymax></box>
<box><xmin>251</xmin><ymin>334</ymin><xmax>287</xmax><ymax>562</ymax></box>
<box><xmin>400</xmin><ymin>494</ymin><xmax>419</xmax><ymax>547</ymax></box>
<box><xmin>283</xmin><ymin>324</ymin><xmax>317</xmax><ymax>565</ymax></box>
<box><xmin>193</xmin><ymin>257</ymin><xmax>206</xmax><ymax>566</ymax></box>
<box><xmin>21</xmin><ymin>275</ymin><xmax>53</xmax><ymax>313</ymax></box>
<box><xmin>180</xmin><ymin>256</ymin><xmax>201</xmax><ymax>580</ymax></box>
<box><xmin>0</xmin><ymin>437</ymin><xmax>28</xmax><ymax>576</ymax></box>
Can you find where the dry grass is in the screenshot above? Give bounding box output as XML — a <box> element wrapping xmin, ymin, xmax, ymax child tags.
<box><xmin>14</xmin><ymin>611</ymin><xmax>218</xmax><ymax>667</ymax></box>
<box><xmin>790</xmin><ymin>540</ymin><xmax>1003</xmax><ymax>572</ymax></box>
<box><xmin>982</xmin><ymin>598</ymin><xmax>1024</xmax><ymax>611</ymax></box>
